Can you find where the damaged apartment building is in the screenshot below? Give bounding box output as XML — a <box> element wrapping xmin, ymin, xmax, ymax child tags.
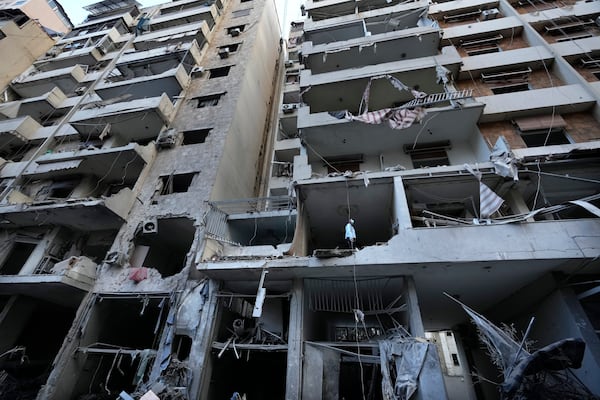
<box><xmin>1</xmin><ymin>0</ymin><xmax>600</xmax><ymax>398</ymax></box>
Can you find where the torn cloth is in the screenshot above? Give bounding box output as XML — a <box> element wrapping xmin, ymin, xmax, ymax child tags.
<box><xmin>465</xmin><ymin>164</ymin><xmax>504</xmax><ymax>218</ymax></box>
<box><xmin>379</xmin><ymin>340</ymin><xmax>429</xmax><ymax>400</ymax></box>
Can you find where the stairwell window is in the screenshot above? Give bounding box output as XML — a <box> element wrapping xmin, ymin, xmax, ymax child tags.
<box><xmin>209</xmin><ymin>66</ymin><xmax>232</xmax><ymax>78</ymax></box>
<box><xmin>159</xmin><ymin>173</ymin><xmax>197</xmax><ymax>195</ymax></box>
<box><xmin>196</xmin><ymin>92</ymin><xmax>226</xmax><ymax>108</ymax></box>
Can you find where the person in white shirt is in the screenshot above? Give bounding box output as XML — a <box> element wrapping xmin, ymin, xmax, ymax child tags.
<box><xmin>345</xmin><ymin>219</ymin><xmax>356</xmax><ymax>248</ymax></box>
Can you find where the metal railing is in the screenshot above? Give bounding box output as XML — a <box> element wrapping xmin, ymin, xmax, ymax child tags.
<box><xmin>401</xmin><ymin>89</ymin><xmax>474</xmax><ymax>109</ymax></box>
<box><xmin>209</xmin><ymin>196</ymin><xmax>296</xmax><ymax>215</ymax></box>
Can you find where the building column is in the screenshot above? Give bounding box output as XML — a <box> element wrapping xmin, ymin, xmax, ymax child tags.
<box><xmin>285</xmin><ymin>278</ymin><xmax>303</xmax><ymax>400</ymax></box>
<box><xmin>393</xmin><ymin>176</ymin><xmax>413</xmax><ymax>231</ymax></box>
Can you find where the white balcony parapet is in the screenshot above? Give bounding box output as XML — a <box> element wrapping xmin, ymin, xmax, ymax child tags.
<box><xmin>551</xmin><ymin>36</ymin><xmax>600</xmax><ymax>58</ymax></box>
<box><xmin>429</xmin><ymin>0</ymin><xmax>499</xmax><ymax>18</ymax></box>
<box><xmin>477</xmin><ymin>84</ymin><xmax>595</xmax><ymax>122</ymax></box>
<box><xmin>133</xmin><ymin>21</ymin><xmax>210</xmax><ymax>51</ymax></box>
<box><xmin>441</xmin><ymin>16</ymin><xmax>523</xmax><ymax>45</ymax></box>
<box><xmin>11</xmin><ymin>65</ymin><xmax>87</xmax><ymax>98</ymax></box>
<box><xmin>522</xmin><ymin>2</ymin><xmax>600</xmax><ymax>25</ymax></box>
<box><xmin>459</xmin><ymin>46</ymin><xmax>553</xmax><ymax>79</ymax></box>
<box><xmin>149</xmin><ymin>4</ymin><xmax>217</xmax><ymax>30</ymax></box>
<box><xmin>0</xmin><ymin>116</ymin><xmax>41</xmax><ymax>150</ymax></box>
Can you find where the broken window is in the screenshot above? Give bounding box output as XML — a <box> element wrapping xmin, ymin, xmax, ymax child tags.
<box><xmin>209</xmin><ymin>66</ymin><xmax>232</xmax><ymax>78</ymax></box>
<box><xmin>405</xmin><ymin>141</ymin><xmax>451</xmax><ymax>168</ymax></box>
<box><xmin>520</xmin><ymin>128</ymin><xmax>572</xmax><ymax>147</ymax></box>
<box><xmin>196</xmin><ymin>92</ymin><xmax>226</xmax><ymax>108</ymax></box>
<box><xmin>50</xmin><ymin>294</ymin><xmax>171</xmax><ymax>399</ymax></box>
<box><xmin>182</xmin><ymin>128</ymin><xmax>211</xmax><ymax>145</ymax></box>
<box><xmin>324</xmin><ymin>154</ymin><xmax>363</xmax><ymax>173</ymax></box>
<box><xmin>132</xmin><ymin>217</ymin><xmax>195</xmax><ymax>277</ymax></box>
<box><xmin>218</xmin><ymin>43</ymin><xmax>240</xmax><ymax>54</ymax></box>
<box><xmin>0</xmin><ymin>296</ymin><xmax>77</xmax><ymax>399</ymax></box>
<box><xmin>227</xmin><ymin>25</ymin><xmax>245</xmax><ymax>36</ymax></box>
<box><xmin>0</xmin><ymin>241</ymin><xmax>37</xmax><ymax>275</ymax></box>
<box><xmin>208</xmin><ymin>284</ymin><xmax>290</xmax><ymax>399</ymax></box>
<box><xmin>159</xmin><ymin>172</ymin><xmax>196</xmax><ymax>195</ymax></box>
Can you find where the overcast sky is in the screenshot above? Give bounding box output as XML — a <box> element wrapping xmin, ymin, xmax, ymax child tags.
<box><xmin>57</xmin><ymin>0</ymin><xmax>303</xmax><ymax>36</ymax></box>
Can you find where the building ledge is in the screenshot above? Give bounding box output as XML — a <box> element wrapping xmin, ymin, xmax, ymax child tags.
<box><xmin>0</xmin><ymin>274</ymin><xmax>91</xmax><ymax>307</ymax></box>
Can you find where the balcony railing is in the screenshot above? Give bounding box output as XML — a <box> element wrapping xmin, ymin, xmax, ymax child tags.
<box><xmin>209</xmin><ymin>196</ymin><xmax>296</xmax><ymax>215</ymax></box>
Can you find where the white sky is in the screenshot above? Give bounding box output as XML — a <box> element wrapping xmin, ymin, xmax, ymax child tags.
<box><xmin>57</xmin><ymin>0</ymin><xmax>303</xmax><ymax>36</ymax></box>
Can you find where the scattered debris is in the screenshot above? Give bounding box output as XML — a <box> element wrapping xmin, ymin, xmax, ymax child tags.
<box><xmin>129</xmin><ymin>267</ymin><xmax>149</xmax><ymax>283</ymax></box>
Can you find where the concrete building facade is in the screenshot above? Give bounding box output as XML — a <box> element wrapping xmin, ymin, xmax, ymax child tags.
<box><xmin>0</xmin><ymin>0</ymin><xmax>600</xmax><ymax>399</ymax></box>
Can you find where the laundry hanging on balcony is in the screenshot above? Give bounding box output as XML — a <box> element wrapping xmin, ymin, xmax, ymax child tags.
<box><xmin>328</xmin><ymin>75</ymin><xmax>427</xmax><ymax>130</ymax></box>
<box><xmin>465</xmin><ymin>164</ymin><xmax>505</xmax><ymax>218</ymax></box>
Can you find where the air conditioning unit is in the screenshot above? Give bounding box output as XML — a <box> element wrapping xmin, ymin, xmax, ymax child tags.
<box><xmin>142</xmin><ymin>218</ymin><xmax>158</xmax><ymax>234</ymax></box>
<box><xmin>282</xmin><ymin>103</ymin><xmax>299</xmax><ymax>113</ymax></box>
<box><xmin>74</xmin><ymin>86</ymin><xmax>87</xmax><ymax>96</ymax></box>
<box><xmin>156</xmin><ymin>128</ymin><xmax>178</xmax><ymax>149</ymax></box>
<box><xmin>191</xmin><ymin>65</ymin><xmax>205</xmax><ymax>77</ymax></box>
<box><xmin>218</xmin><ymin>47</ymin><xmax>230</xmax><ymax>59</ymax></box>
<box><xmin>229</xmin><ymin>28</ymin><xmax>241</xmax><ymax>37</ymax></box>
<box><xmin>482</xmin><ymin>8</ymin><xmax>500</xmax><ymax>20</ymax></box>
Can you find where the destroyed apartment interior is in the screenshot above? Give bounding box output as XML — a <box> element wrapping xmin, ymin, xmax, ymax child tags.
<box><xmin>0</xmin><ymin>0</ymin><xmax>599</xmax><ymax>398</ymax></box>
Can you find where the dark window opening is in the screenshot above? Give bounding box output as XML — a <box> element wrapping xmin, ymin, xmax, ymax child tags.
<box><xmin>451</xmin><ymin>353</ymin><xmax>460</xmax><ymax>366</ymax></box>
<box><xmin>491</xmin><ymin>82</ymin><xmax>530</xmax><ymax>94</ymax></box>
<box><xmin>0</xmin><ymin>298</ymin><xmax>76</xmax><ymax>399</ymax></box>
<box><xmin>324</xmin><ymin>154</ymin><xmax>363</xmax><ymax>173</ymax></box>
<box><xmin>196</xmin><ymin>92</ymin><xmax>225</xmax><ymax>107</ymax></box>
<box><xmin>520</xmin><ymin>128</ymin><xmax>571</xmax><ymax>147</ymax></box>
<box><xmin>219</xmin><ymin>43</ymin><xmax>240</xmax><ymax>53</ymax></box>
<box><xmin>466</xmin><ymin>45</ymin><xmax>500</xmax><ymax>56</ymax></box>
<box><xmin>59</xmin><ymin>295</ymin><xmax>170</xmax><ymax>399</ymax></box>
<box><xmin>411</xmin><ymin>149</ymin><xmax>450</xmax><ymax>168</ymax></box>
<box><xmin>227</xmin><ymin>25</ymin><xmax>245</xmax><ymax>36</ymax></box>
<box><xmin>133</xmin><ymin>217</ymin><xmax>195</xmax><ymax>277</ymax></box>
<box><xmin>173</xmin><ymin>335</ymin><xmax>192</xmax><ymax>360</ymax></box>
<box><xmin>159</xmin><ymin>172</ymin><xmax>196</xmax><ymax>195</ymax></box>
<box><xmin>182</xmin><ymin>128</ymin><xmax>211</xmax><ymax>145</ymax></box>
<box><xmin>209</xmin><ymin>66</ymin><xmax>232</xmax><ymax>78</ymax></box>
<box><xmin>0</xmin><ymin>242</ymin><xmax>37</xmax><ymax>275</ymax></box>
<box><xmin>340</xmin><ymin>363</ymin><xmax>383</xmax><ymax>400</ymax></box>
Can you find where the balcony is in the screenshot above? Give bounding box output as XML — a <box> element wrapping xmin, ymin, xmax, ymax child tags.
<box><xmin>150</xmin><ymin>4</ymin><xmax>217</xmax><ymax>30</ymax></box>
<box><xmin>10</xmin><ymin>65</ymin><xmax>87</xmax><ymax>98</ymax></box>
<box><xmin>458</xmin><ymin>46</ymin><xmax>553</xmax><ymax>79</ymax></box>
<box><xmin>0</xmin><ymin>187</ymin><xmax>136</xmax><ymax>230</ymax></box>
<box><xmin>69</xmin><ymin>94</ymin><xmax>175</xmax><ymax>141</ymax></box>
<box><xmin>477</xmin><ymin>84</ymin><xmax>596</xmax><ymax>122</ymax></box>
<box><xmin>0</xmin><ymin>87</ymin><xmax>66</xmax><ymax>123</ymax></box>
<box><xmin>441</xmin><ymin>16</ymin><xmax>524</xmax><ymax>46</ymax></box>
<box><xmin>304</xmin><ymin>0</ymin><xmax>412</xmax><ymax>21</ymax></box>
<box><xmin>300</xmin><ymin>49</ymin><xmax>462</xmax><ymax>113</ymax></box>
<box><xmin>21</xmin><ymin>142</ymin><xmax>154</xmax><ymax>183</ymax></box>
<box><xmin>303</xmin><ymin>1</ymin><xmax>430</xmax><ymax>44</ymax></box>
<box><xmin>133</xmin><ymin>21</ymin><xmax>211</xmax><ymax>51</ymax></box>
<box><xmin>96</xmin><ymin>64</ymin><xmax>190</xmax><ymax>101</ymax></box>
<box><xmin>0</xmin><ymin>116</ymin><xmax>41</xmax><ymax>157</ymax></box>
<box><xmin>302</xmin><ymin>27</ymin><xmax>441</xmax><ymax>74</ymax></box>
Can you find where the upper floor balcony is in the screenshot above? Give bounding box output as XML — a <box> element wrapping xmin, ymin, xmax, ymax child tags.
<box><xmin>553</xmin><ymin>37</ymin><xmax>600</xmax><ymax>83</ymax></box>
<box><xmin>304</xmin><ymin>0</ymin><xmax>413</xmax><ymax>21</ymax></box>
<box><xmin>0</xmin><ymin>87</ymin><xmax>66</xmax><ymax>124</ymax></box>
<box><xmin>132</xmin><ymin>21</ymin><xmax>211</xmax><ymax>51</ymax></box>
<box><xmin>10</xmin><ymin>65</ymin><xmax>87</xmax><ymax>98</ymax></box>
<box><xmin>441</xmin><ymin>16</ymin><xmax>524</xmax><ymax>47</ymax></box>
<box><xmin>148</xmin><ymin>3</ymin><xmax>218</xmax><ymax>31</ymax></box>
<box><xmin>300</xmin><ymin>48</ymin><xmax>462</xmax><ymax>113</ymax></box>
<box><xmin>522</xmin><ymin>1</ymin><xmax>600</xmax><ymax>43</ymax></box>
<box><xmin>303</xmin><ymin>1</ymin><xmax>430</xmax><ymax>45</ymax></box>
<box><xmin>302</xmin><ymin>26</ymin><xmax>441</xmax><ymax>74</ymax></box>
<box><xmin>63</xmin><ymin>11</ymin><xmax>134</xmax><ymax>40</ymax></box>
<box><xmin>68</xmin><ymin>94</ymin><xmax>175</xmax><ymax>142</ymax></box>
<box><xmin>33</xmin><ymin>28</ymin><xmax>121</xmax><ymax>72</ymax></box>
<box><xmin>0</xmin><ymin>116</ymin><xmax>40</xmax><ymax>159</ymax></box>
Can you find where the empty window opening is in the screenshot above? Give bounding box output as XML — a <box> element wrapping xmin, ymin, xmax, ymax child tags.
<box><xmin>227</xmin><ymin>25</ymin><xmax>245</xmax><ymax>36</ymax></box>
<box><xmin>209</xmin><ymin>288</ymin><xmax>289</xmax><ymax>399</ymax></box>
<box><xmin>196</xmin><ymin>92</ymin><xmax>225</xmax><ymax>108</ymax></box>
<box><xmin>0</xmin><ymin>241</ymin><xmax>37</xmax><ymax>275</ymax></box>
<box><xmin>0</xmin><ymin>298</ymin><xmax>76</xmax><ymax>399</ymax></box>
<box><xmin>466</xmin><ymin>45</ymin><xmax>500</xmax><ymax>56</ymax></box>
<box><xmin>173</xmin><ymin>335</ymin><xmax>192</xmax><ymax>360</ymax></box>
<box><xmin>209</xmin><ymin>66</ymin><xmax>232</xmax><ymax>78</ymax></box>
<box><xmin>451</xmin><ymin>353</ymin><xmax>460</xmax><ymax>366</ymax></box>
<box><xmin>219</xmin><ymin>43</ymin><xmax>240</xmax><ymax>53</ymax></box>
<box><xmin>405</xmin><ymin>142</ymin><xmax>451</xmax><ymax>169</ymax></box>
<box><xmin>57</xmin><ymin>295</ymin><xmax>171</xmax><ymax>399</ymax></box>
<box><xmin>232</xmin><ymin>8</ymin><xmax>252</xmax><ymax>18</ymax></box>
<box><xmin>159</xmin><ymin>172</ymin><xmax>196</xmax><ymax>195</ymax></box>
<box><xmin>324</xmin><ymin>154</ymin><xmax>363</xmax><ymax>173</ymax></box>
<box><xmin>340</xmin><ymin>363</ymin><xmax>383</xmax><ymax>400</ymax></box>
<box><xmin>520</xmin><ymin>128</ymin><xmax>572</xmax><ymax>147</ymax></box>
<box><xmin>491</xmin><ymin>82</ymin><xmax>530</xmax><ymax>94</ymax></box>
<box><xmin>133</xmin><ymin>217</ymin><xmax>195</xmax><ymax>277</ymax></box>
<box><xmin>182</xmin><ymin>128</ymin><xmax>211</xmax><ymax>145</ymax></box>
